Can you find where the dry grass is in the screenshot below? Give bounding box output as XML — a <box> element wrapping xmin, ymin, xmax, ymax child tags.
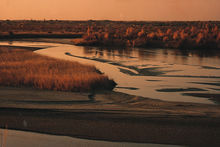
<box><xmin>0</xmin><ymin>47</ymin><xmax>115</xmax><ymax>91</ymax></box>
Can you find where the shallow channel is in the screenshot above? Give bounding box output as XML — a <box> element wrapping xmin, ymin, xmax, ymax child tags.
<box><xmin>0</xmin><ymin>41</ymin><xmax>220</xmax><ymax>104</ymax></box>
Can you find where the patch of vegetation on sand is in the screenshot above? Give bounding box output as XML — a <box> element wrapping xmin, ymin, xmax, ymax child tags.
<box><xmin>0</xmin><ymin>46</ymin><xmax>116</xmax><ymax>92</ymax></box>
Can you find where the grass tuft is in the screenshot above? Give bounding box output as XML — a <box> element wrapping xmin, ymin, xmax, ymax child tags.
<box><xmin>0</xmin><ymin>47</ymin><xmax>116</xmax><ymax>91</ymax></box>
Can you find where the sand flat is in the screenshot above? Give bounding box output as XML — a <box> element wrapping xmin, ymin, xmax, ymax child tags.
<box><xmin>0</xmin><ymin>86</ymin><xmax>220</xmax><ymax>146</ymax></box>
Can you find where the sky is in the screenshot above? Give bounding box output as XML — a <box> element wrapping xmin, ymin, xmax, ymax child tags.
<box><xmin>1</xmin><ymin>0</ymin><xmax>220</xmax><ymax>21</ymax></box>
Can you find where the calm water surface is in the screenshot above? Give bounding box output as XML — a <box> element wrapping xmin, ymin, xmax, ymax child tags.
<box><xmin>0</xmin><ymin>41</ymin><xmax>220</xmax><ymax>104</ymax></box>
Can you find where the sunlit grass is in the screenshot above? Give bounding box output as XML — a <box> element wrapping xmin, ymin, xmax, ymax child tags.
<box><xmin>0</xmin><ymin>47</ymin><xmax>115</xmax><ymax>91</ymax></box>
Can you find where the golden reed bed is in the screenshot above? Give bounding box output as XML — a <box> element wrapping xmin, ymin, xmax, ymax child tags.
<box><xmin>0</xmin><ymin>46</ymin><xmax>115</xmax><ymax>91</ymax></box>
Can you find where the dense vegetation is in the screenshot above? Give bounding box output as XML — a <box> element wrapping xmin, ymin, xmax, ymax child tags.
<box><xmin>0</xmin><ymin>20</ymin><xmax>219</xmax><ymax>49</ymax></box>
<box><xmin>79</xmin><ymin>21</ymin><xmax>220</xmax><ymax>49</ymax></box>
<box><xmin>0</xmin><ymin>47</ymin><xmax>115</xmax><ymax>91</ymax></box>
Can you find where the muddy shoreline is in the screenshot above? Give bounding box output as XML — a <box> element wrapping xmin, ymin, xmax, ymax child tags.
<box><xmin>0</xmin><ymin>106</ymin><xmax>220</xmax><ymax>146</ymax></box>
<box><xmin>0</xmin><ymin>39</ymin><xmax>220</xmax><ymax>146</ymax></box>
<box><xmin>0</xmin><ymin>86</ymin><xmax>220</xmax><ymax>146</ymax></box>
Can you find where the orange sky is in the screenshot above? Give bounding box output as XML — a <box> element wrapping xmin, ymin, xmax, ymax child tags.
<box><xmin>1</xmin><ymin>0</ymin><xmax>220</xmax><ymax>21</ymax></box>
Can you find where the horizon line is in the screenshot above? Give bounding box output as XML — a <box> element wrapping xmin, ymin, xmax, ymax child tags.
<box><xmin>1</xmin><ymin>19</ymin><xmax>220</xmax><ymax>22</ymax></box>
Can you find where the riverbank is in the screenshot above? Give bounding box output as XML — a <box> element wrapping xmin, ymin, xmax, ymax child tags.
<box><xmin>1</xmin><ymin>20</ymin><xmax>219</xmax><ymax>50</ymax></box>
<box><xmin>1</xmin><ymin>40</ymin><xmax>220</xmax><ymax>105</ymax></box>
<box><xmin>0</xmin><ymin>39</ymin><xmax>220</xmax><ymax>146</ymax></box>
<box><xmin>0</xmin><ymin>86</ymin><xmax>220</xmax><ymax>146</ymax></box>
<box><xmin>0</xmin><ymin>32</ymin><xmax>82</xmax><ymax>40</ymax></box>
<box><xmin>1</xmin><ymin>128</ymin><xmax>170</xmax><ymax>147</ymax></box>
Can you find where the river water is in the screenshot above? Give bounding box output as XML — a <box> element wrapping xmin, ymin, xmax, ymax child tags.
<box><xmin>0</xmin><ymin>41</ymin><xmax>220</xmax><ymax>104</ymax></box>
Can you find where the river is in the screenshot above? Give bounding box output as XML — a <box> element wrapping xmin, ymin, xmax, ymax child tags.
<box><xmin>0</xmin><ymin>41</ymin><xmax>220</xmax><ymax>104</ymax></box>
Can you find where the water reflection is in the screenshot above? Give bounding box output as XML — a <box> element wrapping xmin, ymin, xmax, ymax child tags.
<box><xmin>1</xmin><ymin>41</ymin><xmax>220</xmax><ymax>104</ymax></box>
<box><xmin>82</xmin><ymin>46</ymin><xmax>220</xmax><ymax>66</ymax></box>
<box><xmin>62</xmin><ymin>45</ymin><xmax>220</xmax><ymax>104</ymax></box>
<box><xmin>83</xmin><ymin>46</ymin><xmax>136</xmax><ymax>60</ymax></box>
<box><xmin>177</xmin><ymin>49</ymin><xmax>220</xmax><ymax>58</ymax></box>
<box><xmin>59</xmin><ymin>45</ymin><xmax>220</xmax><ymax>104</ymax></box>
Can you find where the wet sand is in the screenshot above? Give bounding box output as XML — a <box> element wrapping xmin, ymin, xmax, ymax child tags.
<box><xmin>0</xmin><ymin>129</ymin><xmax>179</xmax><ymax>147</ymax></box>
<box><xmin>0</xmin><ymin>86</ymin><xmax>220</xmax><ymax>146</ymax></box>
<box><xmin>0</xmin><ymin>40</ymin><xmax>220</xmax><ymax>146</ymax></box>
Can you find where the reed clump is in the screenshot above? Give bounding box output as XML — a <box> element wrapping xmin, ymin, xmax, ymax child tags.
<box><xmin>0</xmin><ymin>47</ymin><xmax>116</xmax><ymax>91</ymax></box>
